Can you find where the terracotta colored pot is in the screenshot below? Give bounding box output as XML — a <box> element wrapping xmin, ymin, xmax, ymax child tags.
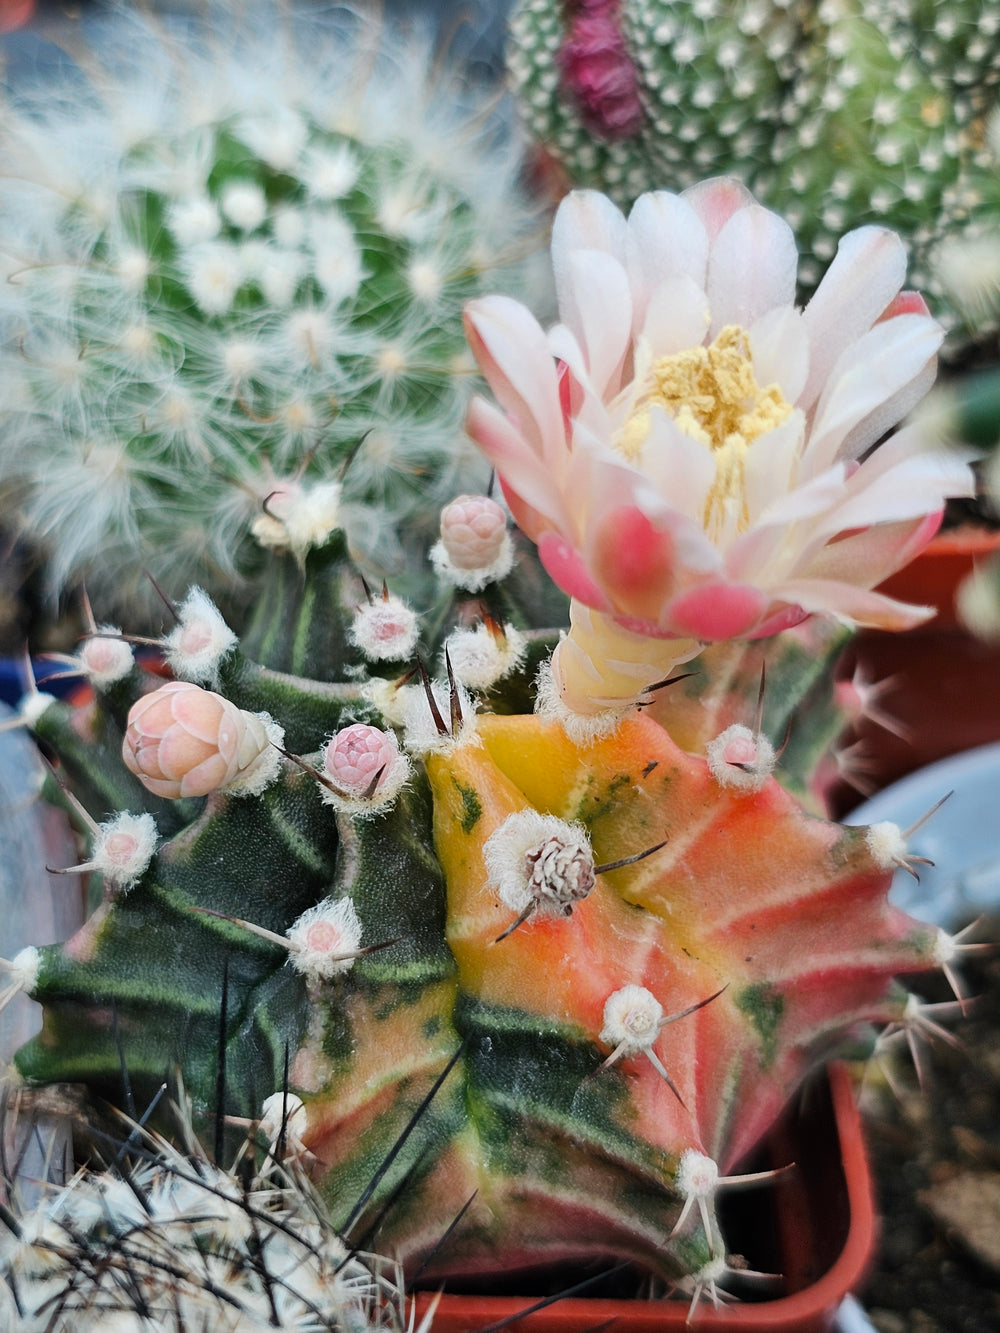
<box><xmin>835</xmin><ymin>528</ymin><xmax>1000</xmax><ymax>811</ymax></box>
<box><xmin>411</xmin><ymin>1063</ymin><xmax>875</xmax><ymax>1333</ymax></box>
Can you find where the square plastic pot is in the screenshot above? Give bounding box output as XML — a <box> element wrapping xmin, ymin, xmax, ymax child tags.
<box><xmin>411</xmin><ymin>1062</ymin><xmax>875</xmax><ymax>1333</ymax></box>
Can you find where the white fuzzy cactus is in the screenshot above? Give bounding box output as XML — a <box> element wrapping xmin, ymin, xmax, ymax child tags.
<box><xmin>0</xmin><ymin>3</ymin><xmax>548</xmax><ymax>618</ymax></box>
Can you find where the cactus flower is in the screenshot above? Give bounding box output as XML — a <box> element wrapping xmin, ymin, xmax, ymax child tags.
<box><xmin>122</xmin><ymin>680</ymin><xmax>282</xmax><ymax>799</ymax></box>
<box><xmin>465</xmin><ymin>179</ymin><xmax>976</xmax><ymax>719</ymax></box>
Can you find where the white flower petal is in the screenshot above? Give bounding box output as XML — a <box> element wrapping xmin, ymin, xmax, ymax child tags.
<box><xmin>626</xmin><ymin>191</ymin><xmax>709</xmax><ymax>330</ymax></box>
<box><xmin>464</xmin><ymin>295</ymin><xmax>565</xmax><ymax>458</ymax></box>
<box><xmin>552</xmin><ymin>189</ymin><xmax>629</xmax><ymax>313</ymax></box>
<box><xmin>564</xmin><ymin>248</ymin><xmax>633</xmax><ymax>398</ymax></box>
<box><xmin>636</xmin><ymin>408</ymin><xmax>715</xmax><ymax>518</ymax></box>
<box><xmin>749</xmin><ymin>305</ymin><xmax>810</xmax><ymax>405</ymax></box>
<box><xmin>640</xmin><ymin>275</ymin><xmax>711</xmax><ymax>356</ymax></box>
<box><xmin>682</xmin><ymin>177</ymin><xmax>756</xmax><ymax>240</ymax></box>
<box><xmin>742</xmin><ymin>413</ymin><xmax>805</xmax><ymax>527</ymax></box>
<box><xmin>800</xmin><ymin>226</ymin><xmax>907</xmax><ymax>411</ymax></box>
<box><xmin>707</xmin><ymin>204</ymin><xmax>798</xmax><ymax>336</ymax></box>
<box><xmin>805</xmin><ymin>314</ymin><xmax>943</xmax><ymax>476</ymax></box>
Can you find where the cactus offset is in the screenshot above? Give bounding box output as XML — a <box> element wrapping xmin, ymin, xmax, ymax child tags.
<box><xmin>1</xmin><ymin>168</ymin><xmax>979</xmax><ymax>1306</ymax></box>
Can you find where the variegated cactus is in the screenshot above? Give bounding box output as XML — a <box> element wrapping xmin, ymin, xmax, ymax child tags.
<box><xmin>1</xmin><ymin>176</ymin><xmax>980</xmax><ymax>1312</ymax></box>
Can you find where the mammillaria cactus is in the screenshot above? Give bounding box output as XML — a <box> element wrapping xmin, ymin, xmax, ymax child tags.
<box><xmin>0</xmin><ymin>172</ymin><xmax>981</xmax><ymax>1313</ymax></box>
<box><xmin>0</xmin><ymin>1085</ymin><xmax>432</xmax><ymax>1331</ymax></box>
<box><xmin>507</xmin><ymin>0</ymin><xmax>1000</xmax><ymax>329</ymax></box>
<box><xmin>0</xmin><ymin>4</ymin><xmax>547</xmax><ymax>618</ymax></box>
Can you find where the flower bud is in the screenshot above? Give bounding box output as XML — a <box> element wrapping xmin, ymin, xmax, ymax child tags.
<box><xmin>122</xmin><ymin>681</ymin><xmax>283</xmax><ymax>799</ymax></box>
<box><xmin>705</xmin><ymin>724</ymin><xmax>775</xmax><ymax>793</ymax></box>
<box><xmin>320</xmin><ymin>723</ymin><xmax>410</xmax><ymax>814</ymax></box>
<box><xmin>430</xmin><ymin>494</ymin><xmax>513</xmax><ymax>591</ymax></box>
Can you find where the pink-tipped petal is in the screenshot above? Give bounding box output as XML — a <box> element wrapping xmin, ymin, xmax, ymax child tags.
<box><xmin>664</xmin><ymin>582</ymin><xmax>769</xmax><ymax>640</ymax></box>
<box><xmin>463</xmin><ymin>297</ymin><xmax>564</xmax><ymax>455</ymax></box>
<box><xmin>589</xmin><ymin>505</ymin><xmax>681</xmax><ymax>620</ymax></box>
<box><xmin>764</xmin><ymin>577</ymin><xmax>937</xmax><ymax>630</ymax></box>
<box><xmin>538</xmin><ymin>532</ymin><xmax>612</xmax><ymax>610</ymax></box>
<box><xmin>878</xmin><ymin>289</ymin><xmax>931</xmax><ymax>321</ymax></box>
<box><xmin>465</xmin><ymin>397</ymin><xmax>569</xmax><ymax>537</ymax></box>
<box><xmin>682</xmin><ymin>177</ymin><xmax>756</xmax><ymax>241</ymax></box>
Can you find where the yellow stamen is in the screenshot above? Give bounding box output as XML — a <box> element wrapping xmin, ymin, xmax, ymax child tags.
<box><xmin>617</xmin><ymin>326</ymin><xmax>793</xmax><ymax>539</ymax></box>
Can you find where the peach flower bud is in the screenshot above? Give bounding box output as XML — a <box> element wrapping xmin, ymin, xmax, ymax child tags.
<box><xmin>122</xmin><ymin>681</ymin><xmax>283</xmax><ymax>799</ymax></box>
<box><xmin>320</xmin><ymin>722</ymin><xmax>410</xmax><ymax>814</ymax></box>
<box><xmin>430</xmin><ymin>494</ymin><xmax>513</xmax><ymax>591</ymax></box>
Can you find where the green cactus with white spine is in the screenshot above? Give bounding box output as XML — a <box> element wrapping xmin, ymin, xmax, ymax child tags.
<box><xmin>0</xmin><ymin>3</ymin><xmax>976</xmax><ymax>1313</ymax></box>
<box><xmin>507</xmin><ymin>0</ymin><xmax>1000</xmax><ymax>331</ymax></box>
<box><xmin>0</xmin><ymin>5</ymin><xmax>547</xmax><ymax>619</ymax></box>
<box><xmin>1</xmin><ymin>509</ymin><xmax>956</xmax><ymax>1303</ymax></box>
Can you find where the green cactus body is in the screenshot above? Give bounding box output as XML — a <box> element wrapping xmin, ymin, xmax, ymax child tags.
<box><xmin>12</xmin><ymin>610</ymin><xmax>940</xmax><ymax>1286</ymax></box>
<box><xmin>508</xmin><ymin>0</ymin><xmax>1000</xmax><ymax>326</ymax></box>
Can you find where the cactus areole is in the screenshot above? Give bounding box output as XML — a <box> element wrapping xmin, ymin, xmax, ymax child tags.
<box><xmin>6</xmin><ymin>176</ymin><xmax>975</xmax><ymax>1305</ymax></box>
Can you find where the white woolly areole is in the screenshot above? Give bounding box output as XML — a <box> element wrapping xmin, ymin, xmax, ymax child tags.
<box><xmin>320</xmin><ymin>723</ymin><xmax>411</xmax><ymax>815</ymax></box>
<box><xmin>219</xmin><ymin>181</ymin><xmax>267</xmax><ymax>231</ymax></box>
<box><xmin>600</xmin><ymin>984</ymin><xmax>664</xmax><ymax>1055</ymax></box>
<box><xmin>287</xmin><ymin>897</ymin><xmax>362</xmax><ymax>981</ymax></box>
<box><xmin>221</xmin><ymin>712</ymin><xmax>285</xmax><ymax>797</ymax></box>
<box><xmin>258</xmin><ymin>1091</ymin><xmax>308</xmax><ymax>1146</ymax></box>
<box><xmin>164</xmin><ymin>587</ymin><xmax>238</xmax><ymax>685</ymax></box>
<box><xmin>20</xmin><ymin>692</ymin><xmax>57</xmax><ymax>729</ymax></box>
<box><xmin>78</xmin><ymin>628</ymin><xmax>134</xmax><ymax>686</ymax></box>
<box><xmin>429</xmin><ymin>532</ymin><xmax>514</xmax><ymax>593</ymax></box>
<box><xmin>443</xmin><ymin>623</ymin><xmax>526</xmax><ymax>691</ymax></box>
<box><xmin>92</xmin><ymin>811</ymin><xmax>158</xmax><ymax>889</ymax></box>
<box><xmin>349</xmin><ymin>595</ymin><xmax>419</xmax><ymax>663</ymax></box>
<box><xmin>864</xmin><ymin>821</ymin><xmax>908</xmax><ymax>870</ymax></box>
<box><xmin>251</xmin><ymin>481</ymin><xmax>343</xmax><ymax>558</ymax></box>
<box><xmin>398</xmin><ymin>679</ymin><xmax>476</xmax><ymax>755</ymax></box>
<box><xmin>534</xmin><ymin>658</ymin><xmax>628</xmax><ymax>745</ymax></box>
<box><xmin>6</xmin><ymin>946</ymin><xmax>40</xmax><ymax>994</ymax></box>
<box><xmin>483</xmin><ymin>809</ymin><xmax>595</xmax><ymax>915</ymax></box>
<box><xmin>677</xmin><ymin>1150</ymin><xmax>720</xmax><ymax>1198</ymax></box>
<box><xmin>705</xmin><ymin>725</ymin><xmax>776</xmax><ymax>793</ymax></box>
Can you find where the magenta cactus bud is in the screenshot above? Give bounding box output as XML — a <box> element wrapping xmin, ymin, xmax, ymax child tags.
<box><xmin>122</xmin><ymin>681</ymin><xmax>282</xmax><ymax>799</ymax></box>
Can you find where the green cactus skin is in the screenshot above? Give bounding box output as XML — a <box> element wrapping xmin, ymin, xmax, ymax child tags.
<box><xmin>507</xmin><ymin>0</ymin><xmax>1000</xmax><ymax>333</ymax></box>
<box><xmin>0</xmin><ymin>6</ymin><xmax>548</xmax><ymax>619</ymax></box>
<box><xmin>9</xmin><ymin>534</ymin><xmax>947</xmax><ymax>1294</ymax></box>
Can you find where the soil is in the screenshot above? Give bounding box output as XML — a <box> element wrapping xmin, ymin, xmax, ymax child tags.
<box><xmin>859</xmin><ymin>931</ymin><xmax>1000</xmax><ymax>1333</ymax></box>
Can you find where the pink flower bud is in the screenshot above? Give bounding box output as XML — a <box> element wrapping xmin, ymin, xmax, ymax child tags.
<box><xmin>439</xmin><ymin>495</ymin><xmax>508</xmax><ymax>571</ymax></box>
<box><xmin>122</xmin><ymin>681</ymin><xmax>280</xmax><ymax>799</ymax></box>
<box><xmin>320</xmin><ymin>722</ymin><xmax>410</xmax><ymax>813</ymax></box>
<box><xmin>705</xmin><ymin>724</ymin><xmax>775</xmax><ymax>793</ymax></box>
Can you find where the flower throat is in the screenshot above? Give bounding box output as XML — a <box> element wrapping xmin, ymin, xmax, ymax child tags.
<box><xmin>617</xmin><ymin>325</ymin><xmax>793</xmax><ymax>538</ymax></box>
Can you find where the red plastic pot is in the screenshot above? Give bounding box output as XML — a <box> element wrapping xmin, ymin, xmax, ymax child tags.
<box><xmin>836</xmin><ymin>528</ymin><xmax>1000</xmax><ymax>808</ymax></box>
<box><xmin>412</xmin><ymin>1063</ymin><xmax>875</xmax><ymax>1333</ymax></box>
